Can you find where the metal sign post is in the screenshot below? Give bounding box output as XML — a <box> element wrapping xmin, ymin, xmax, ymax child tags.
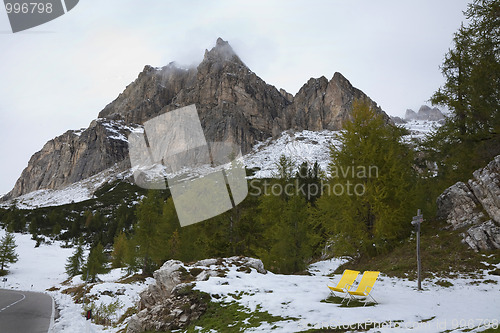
<box><xmin>412</xmin><ymin>209</ymin><xmax>424</xmax><ymax>290</ymax></box>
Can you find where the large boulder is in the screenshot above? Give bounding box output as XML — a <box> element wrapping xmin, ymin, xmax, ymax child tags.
<box><xmin>436</xmin><ymin>155</ymin><xmax>500</xmax><ymax>250</ymax></box>
<box><xmin>126</xmin><ymin>256</ymin><xmax>266</xmax><ymax>333</ymax></box>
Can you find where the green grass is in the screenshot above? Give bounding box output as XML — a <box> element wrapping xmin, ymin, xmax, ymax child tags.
<box><xmin>435</xmin><ymin>279</ymin><xmax>453</xmax><ymax>288</ymax></box>
<box><xmin>334</xmin><ymin>219</ymin><xmax>500</xmax><ymax>280</ymax></box>
<box><xmin>182</xmin><ymin>300</ymin><xmax>297</xmax><ymax>332</ymax></box>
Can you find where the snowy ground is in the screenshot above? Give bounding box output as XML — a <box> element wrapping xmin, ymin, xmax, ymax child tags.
<box><xmin>402</xmin><ymin>119</ymin><xmax>442</xmax><ymax>141</ymax></box>
<box><xmin>195</xmin><ymin>258</ymin><xmax>500</xmax><ymax>333</ymax></box>
<box><xmin>0</xmin><ymin>229</ymin><xmax>154</xmax><ymax>333</ymax></box>
<box><xmin>1</xmin><ymin>228</ymin><xmax>499</xmax><ymax>332</ymax></box>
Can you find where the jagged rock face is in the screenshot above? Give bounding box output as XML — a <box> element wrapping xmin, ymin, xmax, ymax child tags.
<box><xmin>436</xmin><ymin>155</ymin><xmax>500</xmax><ymax>250</ymax></box>
<box><xmin>405</xmin><ymin>105</ymin><xmax>445</xmax><ymax>121</ymax></box>
<box><xmin>5</xmin><ymin>38</ymin><xmax>389</xmax><ymax>200</ymax></box>
<box><xmin>99</xmin><ymin>38</ymin><xmax>289</xmax><ymax>155</ymax></box>
<box><xmin>277</xmin><ymin>73</ymin><xmax>387</xmax><ymax>135</ymax></box>
<box><xmin>4</xmin><ymin>119</ymin><xmax>132</xmax><ymax>200</ymax></box>
<box><xmin>405</xmin><ymin>109</ymin><xmax>417</xmax><ymax>120</ymax></box>
<box><xmin>126</xmin><ymin>257</ymin><xmax>266</xmax><ymax>333</ymax></box>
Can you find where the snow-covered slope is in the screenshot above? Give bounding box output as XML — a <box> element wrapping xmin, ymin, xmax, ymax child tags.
<box><xmin>1</xmin><ymin>120</ymin><xmax>441</xmax><ymax>209</ymax></box>
<box><xmin>244</xmin><ymin>130</ymin><xmax>339</xmax><ymax>178</ymax></box>
<box><xmin>0</xmin><ymin>229</ymin><xmax>155</xmax><ymax>333</ymax></box>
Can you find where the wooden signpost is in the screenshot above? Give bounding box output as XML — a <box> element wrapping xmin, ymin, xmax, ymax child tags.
<box><xmin>412</xmin><ymin>209</ymin><xmax>424</xmax><ymax>290</ymax></box>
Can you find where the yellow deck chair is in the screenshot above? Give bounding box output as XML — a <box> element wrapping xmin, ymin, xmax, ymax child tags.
<box><xmin>345</xmin><ymin>271</ymin><xmax>380</xmax><ymax>306</ymax></box>
<box><xmin>327</xmin><ymin>269</ymin><xmax>360</xmax><ymax>296</ymax></box>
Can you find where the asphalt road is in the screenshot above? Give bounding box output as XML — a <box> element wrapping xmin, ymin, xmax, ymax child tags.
<box><xmin>0</xmin><ymin>289</ymin><xmax>53</xmax><ymax>333</ymax></box>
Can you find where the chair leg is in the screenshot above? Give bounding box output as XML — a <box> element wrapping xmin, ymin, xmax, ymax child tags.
<box><xmin>368</xmin><ymin>293</ymin><xmax>377</xmax><ymax>304</ymax></box>
<box><xmin>346</xmin><ymin>293</ymin><xmax>355</xmax><ymax>305</ymax></box>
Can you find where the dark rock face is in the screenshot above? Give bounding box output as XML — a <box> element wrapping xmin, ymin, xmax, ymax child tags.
<box><xmin>405</xmin><ymin>105</ymin><xmax>445</xmax><ymax>121</ymax></box>
<box><xmin>436</xmin><ymin>155</ymin><xmax>500</xmax><ymax>250</ymax></box>
<box><xmin>5</xmin><ymin>38</ymin><xmax>389</xmax><ymax>200</ymax></box>
<box><xmin>277</xmin><ymin>72</ymin><xmax>388</xmax><ymax>135</ymax></box>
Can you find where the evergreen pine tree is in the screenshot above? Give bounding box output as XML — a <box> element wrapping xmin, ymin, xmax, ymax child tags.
<box><xmin>257</xmin><ymin>162</ymin><xmax>316</xmax><ymax>274</ymax></box>
<box><xmin>82</xmin><ymin>243</ymin><xmax>108</xmax><ymax>282</ymax></box>
<box><xmin>134</xmin><ymin>190</ymin><xmax>164</xmax><ymax>275</ymax></box>
<box><xmin>111</xmin><ymin>232</ymin><xmax>127</xmax><ymax>269</ymax></box>
<box><xmin>123</xmin><ymin>237</ymin><xmax>140</xmax><ymax>274</ymax></box>
<box><xmin>317</xmin><ymin>100</ymin><xmax>417</xmax><ymax>256</ymax></box>
<box><xmin>65</xmin><ymin>241</ymin><xmax>84</xmax><ymax>277</ymax></box>
<box><xmin>428</xmin><ymin>0</ymin><xmax>500</xmax><ymax>183</ymax></box>
<box><xmin>0</xmin><ymin>232</ymin><xmax>18</xmax><ymax>274</ymax></box>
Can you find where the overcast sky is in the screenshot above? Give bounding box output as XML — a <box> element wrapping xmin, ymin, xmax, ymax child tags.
<box><xmin>0</xmin><ymin>0</ymin><xmax>469</xmax><ymax>196</ymax></box>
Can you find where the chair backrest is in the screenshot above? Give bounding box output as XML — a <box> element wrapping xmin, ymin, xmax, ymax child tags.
<box><xmin>336</xmin><ymin>269</ymin><xmax>360</xmax><ymax>289</ymax></box>
<box><xmin>353</xmin><ymin>271</ymin><xmax>380</xmax><ymax>293</ymax></box>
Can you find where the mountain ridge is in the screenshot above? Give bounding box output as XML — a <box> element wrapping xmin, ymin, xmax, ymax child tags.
<box><xmin>3</xmin><ymin>38</ymin><xmax>389</xmax><ymax>201</ymax></box>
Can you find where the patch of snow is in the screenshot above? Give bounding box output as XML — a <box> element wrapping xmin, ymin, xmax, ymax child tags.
<box><xmin>402</xmin><ymin>119</ymin><xmax>442</xmax><ymax>141</ymax></box>
<box><xmin>308</xmin><ymin>257</ymin><xmax>349</xmax><ymax>276</ymax></box>
<box><xmin>71</xmin><ymin>128</ymin><xmax>86</xmax><ymax>137</ymax></box>
<box><xmin>244</xmin><ymin>130</ymin><xmax>340</xmax><ymax>178</ymax></box>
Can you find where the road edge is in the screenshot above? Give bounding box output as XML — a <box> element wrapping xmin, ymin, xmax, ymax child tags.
<box><xmin>48</xmin><ymin>292</ymin><xmax>55</xmax><ymax>332</ymax></box>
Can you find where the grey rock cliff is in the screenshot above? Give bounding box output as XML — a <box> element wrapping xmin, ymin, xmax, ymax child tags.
<box><xmin>405</xmin><ymin>105</ymin><xmax>445</xmax><ymax>121</ymax></box>
<box><xmin>4</xmin><ymin>38</ymin><xmax>389</xmax><ymax>200</ymax></box>
<box><xmin>436</xmin><ymin>155</ymin><xmax>500</xmax><ymax>250</ymax></box>
<box><xmin>3</xmin><ymin>119</ymin><xmax>133</xmax><ymax>200</ymax></box>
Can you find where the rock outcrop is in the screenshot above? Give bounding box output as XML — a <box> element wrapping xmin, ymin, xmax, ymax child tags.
<box><xmin>126</xmin><ymin>257</ymin><xmax>266</xmax><ymax>333</ymax></box>
<box><xmin>390</xmin><ymin>116</ymin><xmax>406</xmax><ymax>124</ymax></box>
<box><xmin>405</xmin><ymin>105</ymin><xmax>445</xmax><ymax>121</ymax></box>
<box><xmin>4</xmin><ymin>38</ymin><xmax>389</xmax><ymax>200</ymax></box>
<box><xmin>436</xmin><ymin>155</ymin><xmax>500</xmax><ymax>250</ymax></box>
<box><xmin>3</xmin><ymin>119</ymin><xmax>135</xmax><ymax>200</ymax></box>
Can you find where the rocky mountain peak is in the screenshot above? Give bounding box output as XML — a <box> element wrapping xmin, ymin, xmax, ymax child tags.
<box><xmin>405</xmin><ymin>105</ymin><xmax>445</xmax><ymax>121</ymax></box>
<box><xmin>202</xmin><ymin>37</ymin><xmax>242</xmax><ymax>65</ymax></box>
<box><xmin>331</xmin><ymin>71</ymin><xmax>349</xmax><ymax>86</ymax></box>
<box><xmin>4</xmin><ymin>38</ymin><xmax>391</xmax><ymax>201</ymax></box>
